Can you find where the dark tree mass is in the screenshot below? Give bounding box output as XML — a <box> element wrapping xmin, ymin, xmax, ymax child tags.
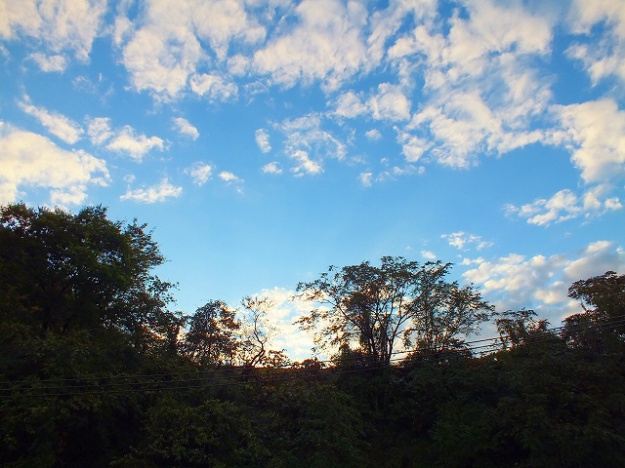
<box><xmin>1</xmin><ymin>204</ymin><xmax>624</xmax><ymax>467</ymax></box>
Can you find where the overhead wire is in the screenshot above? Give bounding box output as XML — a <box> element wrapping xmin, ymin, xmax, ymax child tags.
<box><xmin>2</xmin><ymin>315</ymin><xmax>624</xmax><ymax>398</ymax></box>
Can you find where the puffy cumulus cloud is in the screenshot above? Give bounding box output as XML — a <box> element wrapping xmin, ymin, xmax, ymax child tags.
<box><xmin>409</xmin><ymin>89</ymin><xmax>545</xmax><ymax>168</ymax></box>
<box><xmin>106</xmin><ymin>125</ymin><xmax>166</xmax><ymax>161</ymax></box>
<box><xmin>367</xmin><ymin>0</ymin><xmax>438</xmax><ymax>65</ymax></box>
<box><xmin>28</xmin><ymin>52</ymin><xmax>67</xmax><ymax>72</ymax></box>
<box><xmin>0</xmin><ymin>0</ymin><xmax>107</xmax><ymax>70</ymax></box>
<box><xmin>0</xmin><ymin>122</ymin><xmax>109</xmax><ymax>206</ymax></box>
<box><xmin>172</xmin><ymin>117</ymin><xmax>199</xmax><ymax>140</ymax></box>
<box><xmin>18</xmin><ymin>99</ymin><xmax>83</xmax><ymax>144</ymax></box>
<box><xmin>189</xmin><ymin>73</ymin><xmax>238</xmax><ymax>101</ymax></box>
<box><xmin>333</xmin><ymin>84</ymin><xmax>411</xmax><ymax>122</ymax></box>
<box><xmin>555</xmin><ymin>99</ymin><xmax>625</xmax><ymax>186</ymax></box>
<box><xmin>253</xmin><ymin>287</ymin><xmax>317</xmax><ymax>361</ymax></box>
<box><xmin>185</xmin><ymin>162</ymin><xmax>213</xmax><ymax>186</ymax></box>
<box><xmin>119</xmin><ymin>0</ymin><xmax>263</xmax><ymax>99</ymax></box>
<box><xmin>218</xmin><ymin>171</ymin><xmax>241</xmax><ymax>183</ymax></box>
<box><xmin>442</xmin><ymin>231</ymin><xmax>493</xmax><ymax>251</ymax></box>
<box><xmin>359</xmin><ymin>171</ymin><xmax>372</xmax><ymax>187</ymax></box>
<box><xmin>255</xmin><ymin>128</ymin><xmax>271</xmax><ymax>153</ymax></box>
<box><xmin>505</xmin><ymin>99</ymin><xmax>625</xmax><ymax>225</ymax></box>
<box><xmin>421</xmin><ymin>250</ymin><xmax>437</xmax><ymax>260</ymax></box>
<box><xmin>506</xmin><ymin>188</ymin><xmax>622</xmax><ymax>226</ymax></box>
<box><xmin>120</xmin><ymin>178</ymin><xmax>182</xmax><ymax>203</ymax></box>
<box><xmin>290</xmin><ymin>150</ymin><xmax>322</xmax><ymax>176</ymax></box>
<box><xmin>253</xmin><ymin>0</ymin><xmax>368</xmax><ymax>90</ymax></box>
<box><xmin>368</xmin><ymin>83</ymin><xmax>411</xmax><ymax>121</ymax></box>
<box><xmin>86</xmin><ymin>117</ymin><xmax>113</xmax><ymax>145</ymax></box>
<box><xmin>383</xmin><ymin>0</ymin><xmax>553</xmax><ymax>169</ymax></box>
<box><xmin>219</xmin><ymin>171</ymin><xmax>245</xmax><ymax>193</ymax></box>
<box><xmin>462</xmin><ymin>241</ymin><xmax>625</xmax><ymax>321</ymax></box>
<box><xmin>333</xmin><ymin>91</ymin><xmax>368</xmax><ymax>119</ymax></box>
<box><xmin>365</xmin><ymin>128</ymin><xmax>382</xmax><ymax>141</ymax></box>
<box><xmin>566</xmin><ymin>0</ymin><xmax>625</xmax><ymax>85</ymax></box>
<box><xmin>276</xmin><ymin>114</ymin><xmax>347</xmax><ymax>175</ymax></box>
<box><xmin>262</xmin><ymin>161</ymin><xmax>282</xmax><ymax>174</ymax></box>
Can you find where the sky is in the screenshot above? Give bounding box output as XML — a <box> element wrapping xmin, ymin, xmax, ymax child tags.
<box><xmin>1</xmin><ymin>0</ymin><xmax>624</xmax><ymax>360</ymax></box>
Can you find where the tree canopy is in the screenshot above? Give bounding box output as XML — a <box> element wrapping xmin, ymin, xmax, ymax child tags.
<box><xmin>1</xmin><ymin>204</ymin><xmax>624</xmax><ymax>467</ymax></box>
<box><xmin>296</xmin><ymin>256</ymin><xmax>494</xmax><ymax>364</ymax></box>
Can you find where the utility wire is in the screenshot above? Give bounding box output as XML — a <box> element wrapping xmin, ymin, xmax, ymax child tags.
<box><xmin>2</xmin><ymin>315</ymin><xmax>624</xmax><ymax>398</ymax></box>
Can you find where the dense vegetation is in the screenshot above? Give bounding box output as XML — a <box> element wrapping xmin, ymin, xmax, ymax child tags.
<box><xmin>1</xmin><ymin>204</ymin><xmax>624</xmax><ymax>467</ymax></box>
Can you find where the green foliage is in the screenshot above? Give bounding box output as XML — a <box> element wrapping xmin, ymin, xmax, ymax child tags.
<box><xmin>183</xmin><ymin>300</ymin><xmax>240</xmax><ymax>366</ymax></box>
<box><xmin>1</xmin><ymin>204</ymin><xmax>624</xmax><ymax>466</ymax></box>
<box><xmin>296</xmin><ymin>256</ymin><xmax>493</xmax><ymax>365</ymax></box>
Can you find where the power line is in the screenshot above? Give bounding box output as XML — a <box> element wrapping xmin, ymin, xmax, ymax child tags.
<box><xmin>2</xmin><ymin>315</ymin><xmax>624</xmax><ymax>398</ymax></box>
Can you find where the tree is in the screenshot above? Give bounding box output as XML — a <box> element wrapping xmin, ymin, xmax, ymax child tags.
<box><xmin>0</xmin><ymin>203</ymin><xmax>181</xmax><ymax>361</ymax></box>
<box><xmin>296</xmin><ymin>256</ymin><xmax>493</xmax><ymax>365</ymax></box>
<box><xmin>183</xmin><ymin>300</ymin><xmax>240</xmax><ymax>367</ymax></box>
<box><xmin>238</xmin><ymin>296</ymin><xmax>289</xmax><ymax>368</ymax></box>
<box><xmin>563</xmin><ymin>271</ymin><xmax>625</xmax><ymax>351</ymax></box>
<box><xmin>495</xmin><ymin>309</ymin><xmax>550</xmax><ymax>349</ymax></box>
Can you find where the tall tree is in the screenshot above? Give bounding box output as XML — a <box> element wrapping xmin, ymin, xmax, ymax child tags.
<box><xmin>0</xmin><ymin>203</ymin><xmax>176</xmax><ymax>346</ymax></box>
<box><xmin>296</xmin><ymin>256</ymin><xmax>493</xmax><ymax>365</ymax></box>
<box><xmin>183</xmin><ymin>300</ymin><xmax>240</xmax><ymax>366</ymax></box>
<box><xmin>564</xmin><ymin>271</ymin><xmax>625</xmax><ymax>351</ymax></box>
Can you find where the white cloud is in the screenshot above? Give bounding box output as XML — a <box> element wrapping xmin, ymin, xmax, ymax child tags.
<box><xmin>189</xmin><ymin>73</ymin><xmax>238</xmax><ymax>101</ymax></box>
<box><xmin>253</xmin><ymin>287</ymin><xmax>317</xmax><ymax>361</ymax></box>
<box><xmin>255</xmin><ymin>128</ymin><xmax>271</xmax><ymax>153</ymax></box>
<box><xmin>0</xmin><ymin>122</ymin><xmax>109</xmax><ymax>206</ymax></box>
<box><xmin>219</xmin><ymin>171</ymin><xmax>241</xmax><ymax>183</ymax></box>
<box><xmin>566</xmin><ymin>0</ymin><xmax>625</xmax><ymax>85</ymax></box>
<box><xmin>0</xmin><ymin>0</ymin><xmax>107</xmax><ymax>68</ymax></box>
<box><xmin>506</xmin><ymin>188</ymin><xmax>622</xmax><ymax>226</ymax></box>
<box><xmin>421</xmin><ymin>250</ymin><xmax>437</xmax><ymax>260</ymax></box>
<box><xmin>262</xmin><ymin>162</ymin><xmax>282</xmax><ymax>174</ymax></box>
<box><xmin>86</xmin><ymin>117</ymin><xmax>113</xmax><ymax>145</ymax></box>
<box><xmin>276</xmin><ymin>114</ymin><xmax>347</xmax><ymax>175</ymax></box>
<box><xmin>359</xmin><ymin>172</ymin><xmax>372</xmax><ymax>187</ymax></box>
<box><xmin>442</xmin><ymin>232</ymin><xmax>493</xmax><ymax>251</ymax></box>
<box><xmin>219</xmin><ymin>171</ymin><xmax>244</xmax><ymax>193</ymax></box>
<box><xmin>365</xmin><ymin>129</ymin><xmax>382</xmax><ymax>141</ymax></box>
<box><xmin>368</xmin><ymin>83</ymin><xmax>411</xmax><ymax>121</ymax></box>
<box><xmin>18</xmin><ymin>99</ymin><xmax>83</xmax><ymax>144</ymax></box>
<box><xmin>172</xmin><ymin>117</ymin><xmax>199</xmax><ymax>140</ymax></box>
<box><xmin>290</xmin><ymin>150</ymin><xmax>322</xmax><ymax>176</ymax></box>
<box><xmin>119</xmin><ymin>0</ymin><xmax>263</xmax><ymax>99</ymax></box>
<box><xmin>462</xmin><ymin>240</ymin><xmax>625</xmax><ymax>320</ymax></box>
<box><xmin>106</xmin><ymin>125</ymin><xmax>166</xmax><ymax>161</ymax></box>
<box><xmin>28</xmin><ymin>53</ymin><xmax>67</xmax><ymax>72</ymax></box>
<box><xmin>252</xmin><ymin>0</ymin><xmax>369</xmax><ymax>90</ymax></box>
<box><xmin>333</xmin><ymin>91</ymin><xmax>368</xmax><ymax>119</ymax></box>
<box><xmin>555</xmin><ymin>99</ymin><xmax>625</xmax><ymax>186</ymax></box>
<box><xmin>186</xmin><ymin>162</ymin><xmax>213</xmax><ymax>185</ymax></box>
<box><xmin>120</xmin><ymin>178</ymin><xmax>182</xmax><ymax>203</ymax></box>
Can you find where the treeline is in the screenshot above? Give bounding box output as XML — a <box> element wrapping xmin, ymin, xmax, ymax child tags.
<box><xmin>1</xmin><ymin>204</ymin><xmax>624</xmax><ymax>467</ymax></box>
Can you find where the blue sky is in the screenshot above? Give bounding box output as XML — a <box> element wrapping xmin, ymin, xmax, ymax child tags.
<box><xmin>1</xmin><ymin>0</ymin><xmax>624</xmax><ymax>359</ymax></box>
